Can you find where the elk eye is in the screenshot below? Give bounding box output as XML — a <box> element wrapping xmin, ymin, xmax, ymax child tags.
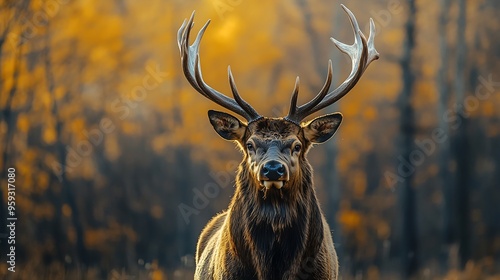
<box><xmin>293</xmin><ymin>144</ymin><xmax>302</xmax><ymax>153</ymax></box>
<box><xmin>246</xmin><ymin>143</ymin><xmax>254</xmax><ymax>151</ymax></box>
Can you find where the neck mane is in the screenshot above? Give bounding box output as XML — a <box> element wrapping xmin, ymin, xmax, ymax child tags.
<box><xmin>227</xmin><ymin>160</ymin><xmax>324</xmax><ymax>279</ymax></box>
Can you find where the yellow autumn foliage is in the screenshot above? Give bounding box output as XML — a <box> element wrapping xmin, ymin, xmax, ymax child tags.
<box><xmin>338</xmin><ymin>209</ymin><xmax>363</xmax><ymax>231</ymax></box>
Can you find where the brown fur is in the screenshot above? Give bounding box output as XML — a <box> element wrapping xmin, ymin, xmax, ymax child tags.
<box><xmin>195</xmin><ymin>115</ymin><xmax>341</xmax><ymax>279</ymax></box>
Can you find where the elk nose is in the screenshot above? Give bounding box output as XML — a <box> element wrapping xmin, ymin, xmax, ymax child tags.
<box><xmin>261</xmin><ymin>160</ymin><xmax>286</xmax><ymax>181</ymax></box>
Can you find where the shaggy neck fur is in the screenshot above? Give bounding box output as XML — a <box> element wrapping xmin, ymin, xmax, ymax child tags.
<box><xmin>228</xmin><ymin>159</ymin><xmax>325</xmax><ymax>279</ymax></box>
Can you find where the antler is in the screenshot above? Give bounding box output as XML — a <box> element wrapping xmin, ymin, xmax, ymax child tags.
<box><xmin>177</xmin><ymin>12</ymin><xmax>261</xmax><ymax>122</ymax></box>
<box><xmin>285</xmin><ymin>5</ymin><xmax>379</xmax><ymax>124</ymax></box>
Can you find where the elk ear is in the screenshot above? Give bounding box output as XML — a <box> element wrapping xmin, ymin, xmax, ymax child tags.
<box><xmin>208</xmin><ymin>110</ymin><xmax>247</xmax><ymax>141</ymax></box>
<box><xmin>303</xmin><ymin>113</ymin><xmax>343</xmax><ymax>143</ymax></box>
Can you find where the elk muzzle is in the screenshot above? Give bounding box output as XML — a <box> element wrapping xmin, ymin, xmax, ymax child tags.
<box><xmin>259</xmin><ymin>160</ymin><xmax>288</xmax><ymax>189</ymax></box>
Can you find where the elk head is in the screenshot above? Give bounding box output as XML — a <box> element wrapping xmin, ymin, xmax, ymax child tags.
<box><xmin>177</xmin><ymin>5</ymin><xmax>379</xmax><ymax>197</ymax></box>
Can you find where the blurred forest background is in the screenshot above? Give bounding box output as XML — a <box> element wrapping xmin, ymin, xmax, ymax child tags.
<box><xmin>0</xmin><ymin>0</ymin><xmax>499</xmax><ymax>279</ymax></box>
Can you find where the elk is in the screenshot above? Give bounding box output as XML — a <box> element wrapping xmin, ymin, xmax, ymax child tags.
<box><xmin>177</xmin><ymin>5</ymin><xmax>378</xmax><ymax>279</ymax></box>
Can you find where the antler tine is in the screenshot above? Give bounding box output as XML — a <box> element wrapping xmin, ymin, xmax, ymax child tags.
<box><xmin>287</xmin><ymin>60</ymin><xmax>333</xmax><ymax>121</ymax></box>
<box><xmin>286</xmin><ymin>5</ymin><xmax>378</xmax><ymax>123</ymax></box>
<box><xmin>366</xmin><ymin>18</ymin><xmax>380</xmax><ymax>70</ymax></box>
<box><xmin>179</xmin><ymin>12</ymin><xmax>205</xmax><ymax>96</ymax></box>
<box><xmin>310</xmin><ymin>5</ymin><xmax>379</xmax><ymax>112</ymax></box>
<box><xmin>286</xmin><ymin>76</ymin><xmax>300</xmax><ymax>118</ymax></box>
<box><xmin>177</xmin><ymin>19</ymin><xmax>187</xmax><ymax>52</ymax></box>
<box><xmin>228</xmin><ymin>66</ymin><xmax>261</xmax><ymax>120</ymax></box>
<box><xmin>177</xmin><ymin>12</ymin><xmax>261</xmax><ymax>122</ymax></box>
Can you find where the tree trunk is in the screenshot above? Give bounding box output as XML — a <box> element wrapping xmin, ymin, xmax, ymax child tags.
<box><xmin>397</xmin><ymin>0</ymin><xmax>418</xmax><ymax>276</ymax></box>
<box><xmin>44</xmin><ymin>27</ymin><xmax>88</xmax><ymax>267</ymax></box>
<box><xmin>453</xmin><ymin>0</ymin><xmax>470</xmax><ymax>269</ymax></box>
<box><xmin>437</xmin><ymin>0</ymin><xmax>454</xmax><ymax>272</ymax></box>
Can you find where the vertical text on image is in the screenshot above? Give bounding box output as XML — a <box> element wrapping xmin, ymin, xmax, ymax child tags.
<box><xmin>6</xmin><ymin>167</ymin><xmax>17</xmax><ymax>272</ymax></box>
